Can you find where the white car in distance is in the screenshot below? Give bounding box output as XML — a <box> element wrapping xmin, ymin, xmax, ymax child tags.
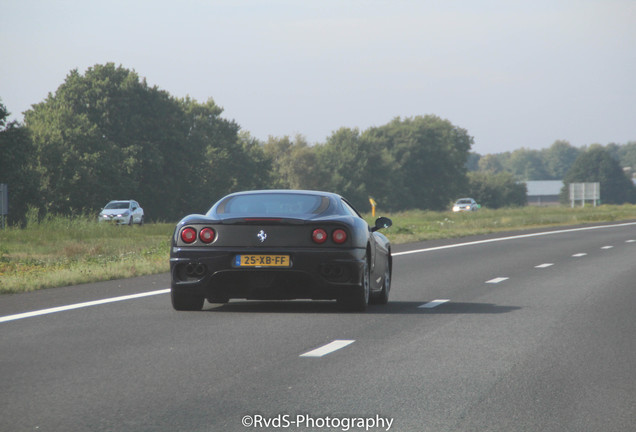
<box><xmin>452</xmin><ymin>198</ymin><xmax>479</xmax><ymax>212</ymax></box>
<box><xmin>99</xmin><ymin>200</ymin><xmax>144</xmax><ymax>225</ymax></box>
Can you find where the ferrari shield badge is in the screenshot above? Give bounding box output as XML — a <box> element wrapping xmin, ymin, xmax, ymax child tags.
<box><xmin>257</xmin><ymin>230</ymin><xmax>267</xmax><ymax>243</ymax></box>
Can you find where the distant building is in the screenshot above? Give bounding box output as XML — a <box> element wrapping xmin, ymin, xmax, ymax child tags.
<box><xmin>525</xmin><ymin>180</ymin><xmax>564</xmax><ymax>206</ymax></box>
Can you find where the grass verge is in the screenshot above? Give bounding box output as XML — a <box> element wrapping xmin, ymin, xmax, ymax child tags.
<box><xmin>1</xmin><ymin>205</ymin><xmax>635</xmax><ymax>294</ymax></box>
<box><xmin>377</xmin><ymin>204</ymin><xmax>636</xmax><ymax>244</ymax></box>
<box><xmin>0</xmin><ymin>215</ymin><xmax>173</xmax><ymax>294</ymax></box>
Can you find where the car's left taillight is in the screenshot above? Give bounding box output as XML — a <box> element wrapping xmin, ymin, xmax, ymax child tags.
<box><xmin>180</xmin><ymin>227</ymin><xmax>197</xmax><ymax>244</ymax></box>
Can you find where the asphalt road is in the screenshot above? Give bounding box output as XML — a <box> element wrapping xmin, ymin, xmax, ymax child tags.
<box><xmin>2</xmin><ymin>222</ymin><xmax>636</xmax><ymax>432</ymax></box>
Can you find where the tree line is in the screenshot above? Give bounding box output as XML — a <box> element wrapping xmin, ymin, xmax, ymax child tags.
<box><xmin>469</xmin><ymin>141</ymin><xmax>636</xmax><ymax>181</ymax></box>
<box><xmin>1</xmin><ymin>63</ymin><xmax>634</xmax><ymax>224</ymax></box>
<box><xmin>470</xmin><ymin>140</ymin><xmax>636</xmax><ymax>204</ymax></box>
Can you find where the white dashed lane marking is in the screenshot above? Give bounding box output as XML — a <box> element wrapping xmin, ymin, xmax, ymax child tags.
<box><xmin>535</xmin><ymin>263</ymin><xmax>554</xmax><ymax>268</ymax></box>
<box><xmin>601</xmin><ymin>246</ymin><xmax>613</xmax><ymax>250</ymax></box>
<box><xmin>300</xmin><ymin>340</ymin><xmax>355</xmax><ymax>358</ymax></box>
<box><xmin>486</xmin><ymin>277</ymin><xmax>509</xmax><ymax>284</ymax></box>
<box><xmin>418</xmin><ymin>299</ymin><xmax>450</xmax><ymax>309</ymax></box>
<box><xmin>572</xmin><ymin>253</ymin><xmax>587</xmax><ymax>257</ymax></box>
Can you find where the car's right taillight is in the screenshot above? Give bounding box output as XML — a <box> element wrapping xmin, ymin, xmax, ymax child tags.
<box><xmin>332</xmin><ymin>229</ymin><xmax>347</xmax><ymax>244</ymax></box>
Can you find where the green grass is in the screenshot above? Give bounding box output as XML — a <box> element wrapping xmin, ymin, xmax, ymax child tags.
<box><xmin>0</xmin><ymin>214</ymin><xmax>173</xmax><ymax>294</ymax></box>
<box><xmin>376</xmin><ymin>204</ymin><xmax>636</xmax><ymax>244</ymax></box>
<box><xmin>1</xmin><ymin>205</ymin><xmax>635</xmax><ymax>294</ymax></box>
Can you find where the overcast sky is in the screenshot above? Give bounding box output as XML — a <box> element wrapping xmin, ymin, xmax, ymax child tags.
<box><xmin>1</xmin><ymin>0</ymin><xmax>634</xmax><ymax>154</ymax></box>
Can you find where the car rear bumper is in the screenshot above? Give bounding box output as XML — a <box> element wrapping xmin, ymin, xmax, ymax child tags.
<box><xmin>170</xmin><ymin>247</ymin><xmax>366</xmax><ymax>301</ymax></box>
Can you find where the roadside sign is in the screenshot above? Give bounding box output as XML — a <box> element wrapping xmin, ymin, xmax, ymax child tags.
<box><xmin>569</xmin><ymin>182</ymin><xmax>600</xmax><ymax>207</ymax></box>
<box><xmin>0</xmin><ymin>184</ymin><xmax>7</xmax><ymax>215</ymax></box>
<box><xmin>0</xmin><ymin>183</ymin><xmax>7</xmax><ymax>229</ymax></box>
<box><xmin>369</xmin><ymin>197</ymin><xmax>377</xmax><ymax>217</ymax></box>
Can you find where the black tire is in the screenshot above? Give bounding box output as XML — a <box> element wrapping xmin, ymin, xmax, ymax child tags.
<box><xmin>337</xmin><ymin>260</ymin><xmax>370</xmax><ymax>312</ymax></box>
<box><xmin>171</xmin><ymin>289</ymin><xmax>204</xmax><ymax>311</ymax></box>
<box><xmin>370</xmin><ymin>256</ymin><xmax>391</xmax><ymax>305</ymax></box>
<box><xmin>139</xmin><ymin>216</ymin><xmax>144</xmax><ymax>225</ymax></box>
<box><xmin>128</xmin><ymin>216</ymin><xmax>133</xmax><ymax>226</ymax></box>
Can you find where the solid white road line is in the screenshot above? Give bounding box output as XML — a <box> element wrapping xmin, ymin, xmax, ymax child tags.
<box><xmin>0</xmin><ymin>289</ymin><xmax>170</xmax><ymax>324</ymax></box>
<box><xmin>300</xmin><ymin>340</ymin><xmax>355</xmax><ymax>357</ymax></box>
<box><xmin>391</xmin><ymin>221</ymin><xmax>636</xmax><ymax>257</ymax></box>
<box><xmin>418</xmin><ymin>299</ymin><xmax>450</xmax><ymax>309</ymax></box>
<box><xmin>486</xmin><ymin>277</ymin><xmax>509</xmax><ymax>284</ymax></box>
<box><xmin>535</xmin><ymin>263</ymin><xmax>554</xmax><ymax>268</ymax></box>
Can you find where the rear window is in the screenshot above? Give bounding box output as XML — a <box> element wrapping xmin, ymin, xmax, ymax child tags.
<box><xmin>216</xmin><ymin>193</ymin><xmax>329</xmax><ymax>216</ymax></box>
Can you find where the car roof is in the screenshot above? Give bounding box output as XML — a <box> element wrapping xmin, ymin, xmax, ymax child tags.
<box><xmin>223</xmin><ymin>189</ymin><xmax>343</xmax><ymax>199</ymax></box>
<box><xmin>209</xmin><ymin>190</ymin><xmax>348</xmax><ymax>219</ymax></box>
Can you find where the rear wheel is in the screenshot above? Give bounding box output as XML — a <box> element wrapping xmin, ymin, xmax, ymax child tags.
<box><xmin>171</xmin><ymin>289</ymin><xmax>204</xmax><ymax>311</ymax></box>
<box><xmin>370</xmin><ymin>256</ymin><xmax>391</xmax><ymax>305</ymax></box>
<box><xmin>338</xmin><ymin>260</ymin><xmax>369</xmax><ymax>312</ymax></box>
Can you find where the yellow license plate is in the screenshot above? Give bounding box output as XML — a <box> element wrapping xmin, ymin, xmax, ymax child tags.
<box><xmin>234</xmin><ymin>254</ymin><xmax>291</xmax><ymax>267</ymax></box>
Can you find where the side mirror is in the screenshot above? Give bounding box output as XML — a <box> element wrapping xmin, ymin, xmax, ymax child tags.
<box><xmin>372</xmin><ymin>216</ymin><xmax>392</xmax><ymax>232</ymax></box>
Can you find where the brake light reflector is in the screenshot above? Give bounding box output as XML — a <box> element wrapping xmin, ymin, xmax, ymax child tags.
<box><xmin>332</xmin><ymin>229</ymin><xmax>347</xmax><ymax>244</ymax></box>
<box><xmin>199</xmin><ymin>227</ymin><xmax>216</xmax><ymax>243</ymax></box>
<box><xmin>312</xmin><ymin>228</ymin><xmax>328</xmax><ymax>244</ymax></box>
<box><xmin>181</xmin><ymin>227</ymin><xmax>197</xmax><ymax>243</ymax></box>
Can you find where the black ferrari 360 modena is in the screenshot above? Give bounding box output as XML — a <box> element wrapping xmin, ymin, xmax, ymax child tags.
<box><xmin>170</xmin><ymin>190</ymin><xmax>392</xmax><ymax>311</ymax></box>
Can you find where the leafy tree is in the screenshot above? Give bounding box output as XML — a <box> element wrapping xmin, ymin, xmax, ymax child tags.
<box><xmin>316</xmin><ymin>127</ymin><xmax>396</xmax><ymax>211</ymax></box>
<box><xmin>467</xmin><ymin>171</ymin><xmax>527</xmax><ymax>209</ymax></box>
<box><xmin>179</xmin><ymin>97</ymin><xmax>262</xmax><ymax>213</ymax></box>
<box><xmin>234</xmin><ymin>131</ymin><xmax>274</xmax><ymax>190</ymax></box>
<box><xmin>466</xmin><ymin>152</ymin><xmax>481</xmax><ymax>171</ymax></box>
<box><xmin>25</xmin><ymin>64</ymin><xmax>185</xmax><ymax>218</ymax></box>
<box><xmin>364</xmin><ymin>115</ymin><xmax>473</xmax><ymax>211</ymax></box>
<box><xmin>477</xmin><ymin>154</ymin><xmax>504</xmax><ymax>173</ymax></box>
<box><xmin>615</xmin><ymin>141</ymin><xmax>636</xmax><ymax>174</ymax></box>
<box><xmin>262</xmin><ymin>135</ymin><xmax>327</xmax><ymax>190</ymax></box>
<box><xmin>0</xmin><ymin>100</ymin><xmax>7</xmax><ymax>128</ymax></box>
<box><xmin>23</xmin><ymin>64</ymin><xmax>259</xmax><ymax>220</ymax></box>
<box><xmin>507</xmin><ymin>148</ymin><xmax>550</xmax><ymax>180</ymax></box>
<box><xmin>0</xmin><ymin>100</ymin><xmax>39</xmax><ymax>224</ymax></box>
<box><xmin>561</xmin><ymin>147</ymin><xmax>636</xmax><ymax>204</ymax></box>
<box><xmin>543</xmin><ymin>140</ymin><xmax>581</xmax><ymax>179</ymax></box>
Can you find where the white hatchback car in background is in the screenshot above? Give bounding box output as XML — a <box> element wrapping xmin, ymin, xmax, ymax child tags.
<box><xmin>452</xmin><ymin>198</ymin><xmax>479</xmax><ymax>212</ymax></box>
<box><xmin>99</xmin><ymin>200</ymin><xmax>144</xmax><ymax>225</ymax></box>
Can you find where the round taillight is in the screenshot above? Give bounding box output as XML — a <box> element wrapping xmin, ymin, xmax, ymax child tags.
<box><xmin>332</xmin><ymin>229</ymin><xmax>347</xmax><ymax>244</ymax></box>
<box><xmin>199</xmin><ymin>227</ymin><xmax>215</xmax><ymax>243</ymax></box>
<box><xmin>312</xmin><ymin>228</ymin><xmax>328</xmax><ymax>244</ymax></box>
<box><xmin>180</xmin><ymin>227</ymin><xmax>197</xmax><ymax>244</ymax></box>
